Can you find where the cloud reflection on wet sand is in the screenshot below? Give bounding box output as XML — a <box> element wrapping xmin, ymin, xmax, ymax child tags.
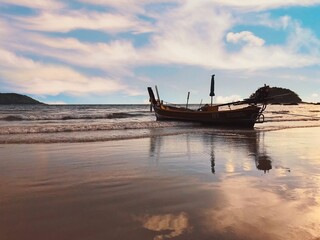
<box><xmin>136</xmin><ymin>212</ymin><xmax>190</xmax><ymax>240</ymax></box>
<box><xmin>200</xmin><ymin>176</ymin><xmax>320</xmax><ymax>240</ymax></box>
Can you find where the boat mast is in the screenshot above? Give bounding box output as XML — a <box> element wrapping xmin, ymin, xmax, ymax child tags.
<box><xmin>210</xmin><ymin>74</ymin><xmax>215</xmax><ymax>106</ymax></box>
<box><xmin>186</xmin><ymin>92</ymin><xmax>190</xmax><ymax>109</ymax></box>
<box><xmin>155</xmin><ymin>85</ymin><xmax>160</xmax><ymax>102</ymax></box>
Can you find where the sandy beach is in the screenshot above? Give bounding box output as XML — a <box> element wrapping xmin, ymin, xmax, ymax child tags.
<box><xmin>1</xmin><ymin>127</ymin><xmax>320</xmax><ymax>240</ymax></box>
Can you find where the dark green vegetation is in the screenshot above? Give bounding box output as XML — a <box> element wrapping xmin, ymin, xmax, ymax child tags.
<box><xmin>250</xmin><ymin>87</ymin><xmax>302</xmax><ymax>104</ymax></box>
<box><xmin>0</xmin><ymin>93</ymin><xmax>43</xmax><ymax>105</ymax></box>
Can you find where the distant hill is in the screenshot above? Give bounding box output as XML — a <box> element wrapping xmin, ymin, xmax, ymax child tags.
<box><xmin>0</xmin><ymin>93</ymin><xmax>44</xmax><ymax>105</ymax></box>
<box><xmin>250</xmin><ymin>87</ymin><xmax>302</xmax><ymax>104</ymax></box>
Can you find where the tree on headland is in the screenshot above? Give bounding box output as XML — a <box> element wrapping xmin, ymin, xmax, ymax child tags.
<box><xmin>0</xmin><ymin>93</ymin><xmax>43</xmax><ymax>104</ymax></box>
<box><xmin>249</xmin><ymin>87</ymin><xmax>302</xmax><ymax>104</ymax></box>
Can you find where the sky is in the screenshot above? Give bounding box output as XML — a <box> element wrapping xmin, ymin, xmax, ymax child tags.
<box><xmin>1</xmin><ymin>0</ymin><xmax>320</xmax><ymax>104</ymax></box>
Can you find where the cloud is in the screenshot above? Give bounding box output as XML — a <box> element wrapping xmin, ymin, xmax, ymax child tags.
<box><xmin>5</xmin><ymin>4</ymin><xmax>320</xmax><ymax>76</ymax></box>
<box><xmin>226</xmin><ymin>31</ymin><xmax>265</xmax><ymax>47</ymax></box>
<box><xmin>43</xmin><ymin>101</ymin><xmax>67</xmax><ymax>105</ymax></box>
<box><xmin>11</xmin><ymin>34</ymin><xmax>139</xmax><ymax>75</ymax></box>
<box><xmin>14</xmin><ymin>11</ymin><xmax>153</xmax><ymax>33</ymax></box>
<box><xmin>78</xmin><ymin>0</ymin><xmax>320</xmax><ymax>12</ymax></box>
<box><xmin>241</xmin><ymin>14</ymin><xmax>292</xmax><ymax>30</ymax></box>
<box><xmin>0</xmin><ymin>0</ymin><xmax>65</xmax><ymax>10</ymax></box>
<box><xmin>0</xmin><ymin>20</ymin><xmax>9</xmax><ymax>42</ymax></box>
<box><xmin>206</xmin><ymin>0</ymin><xmax>320</xmax><ymax>11</ymax></box>
<box><xmin>306</xmin><ymin>93</ymin><xmax>320</xmax><ymax>102</ymax></box>
<box><xmin>140</xmin><ymin>4</ymin><xmax>234</xmax><ymax>68</ymax></box>
<box><xmin>0</xmin><ymin>48</ymin><xmax>135</xmax><ymax>96</ymax></box>
<box><xmin>5</xmin><ymin>0</ymin><xmax>320</xmax><ymax>72</ymax></box>
<box><xmin>216</xmin><ymin>95</ymin><xmax>242</xmax><ymax>103</ymax></box>
<box><xmin>287</xmin><ymin>21</ymin><xmax>320</xmax><ymax>55</ymax></box>
<box><xmin>140</xmin><ymin>4</ymin><xmax>320</xmax><ymax>70</ymax></box>
<box><xmin>78</xmin><ymin>0</ymin><xmax>146</xmax><ymax>14</ymax></box>
<box><xmin>78</xmin><ymin>0</ymin><xmax>181</xmax><ymax>14</ymax></box>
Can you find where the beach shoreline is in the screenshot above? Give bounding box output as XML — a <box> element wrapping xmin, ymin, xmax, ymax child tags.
<box><xmin>1</xmin><ymin>126</ymin><xmax>320</xmax><ymax>240</ymax></box>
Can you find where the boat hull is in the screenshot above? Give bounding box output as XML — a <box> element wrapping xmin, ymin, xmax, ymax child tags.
<box><xmin>153</xmin><ymin>105</ymin><xmax>261</xmax><ymax>128</ymax></box>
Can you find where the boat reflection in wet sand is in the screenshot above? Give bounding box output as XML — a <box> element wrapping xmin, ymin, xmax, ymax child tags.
<box><xmin>148</xmin><ymin>75</ymin><xmax>270</xmax><ymax>129</ymax></box>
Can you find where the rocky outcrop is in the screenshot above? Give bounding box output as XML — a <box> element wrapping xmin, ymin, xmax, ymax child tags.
<box><xmin>0</xmin><ymin>93</ymin><xmax>43</xmax><ymax>105</ymax></box>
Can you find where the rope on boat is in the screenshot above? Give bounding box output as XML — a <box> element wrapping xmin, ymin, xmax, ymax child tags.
<box><xmin>256</xmin><ymin>113</ymin><xmax>265</xmax><ymax>123</ymax></box>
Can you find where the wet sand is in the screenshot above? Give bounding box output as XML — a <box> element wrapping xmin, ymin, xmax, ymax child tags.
<box><xmin>1</xmin><ymin>127</ymin><xmax>320</xmax><ymax>240</ymax></box>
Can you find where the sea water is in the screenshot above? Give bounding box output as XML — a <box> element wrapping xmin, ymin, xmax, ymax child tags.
<box><xmin>0</xmin><ymin>103</ymin><xmax>320</xmax><ymax>143</ymax></box>
<box><xmin>2</xmin><ymin>104</ymin><xmax>320</xmax><ymax>240</ymax></box>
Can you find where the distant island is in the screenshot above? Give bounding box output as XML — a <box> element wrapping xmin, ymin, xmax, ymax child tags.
<box><xmin>0</xmin><ymin>87</ymin><xmax>304</xmax><ymax>105</ymax></box>
<box><xmin>250</xmin><ymin>87</ymin><xmax>302</xmax><ymax>104</ymax></box>
<box><xmin>0</xmin><ymin>93</ymin><xmax>44</xmax><ymax>105</ymax></box>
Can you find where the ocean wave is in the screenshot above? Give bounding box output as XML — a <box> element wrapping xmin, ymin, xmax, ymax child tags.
<box><xmin>2</xmin><ymin>115</ymin><xmax>24</xmax><ymax>121</ymax></box>
<box><xmin>0</xmin><ymin>121</ymin><xmax>200</xmax><ymax>144</ymax></box>
<box><xmin>2</xmin><ymin>123</ymin><xmax>320</xmax><ymax>144</ymax></box>
<box><xmin>1</xmin><ymin>112</ymin><xmax>145</xmax><ymax>121</ymax></box>
<box><xmin>0</xmin><ymin>121</ymin><xmax>194</xmax><ymax>135</ymax></box>
<box><xmin>0</xmin><ymin>130</ymin><xmax>188</xmax><ymax>144</ymax></box>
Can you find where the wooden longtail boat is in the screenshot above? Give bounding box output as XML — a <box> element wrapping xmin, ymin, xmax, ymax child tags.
<box><xmin>147</xmin><ymin>75</ymin><xmax>270</xmax><ymax>128</ymax></box>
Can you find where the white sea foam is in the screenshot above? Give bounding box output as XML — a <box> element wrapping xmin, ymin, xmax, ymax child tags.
<box><xmin>0</xmin><ymin>104</ymin><xmax>320</xmax><ymax>143</ymax></box>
